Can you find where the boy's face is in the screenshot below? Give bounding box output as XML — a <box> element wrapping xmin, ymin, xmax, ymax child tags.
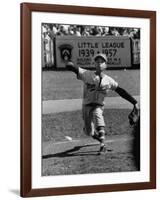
<box><xmin>95</xmin><ymin>57</ymin><xmax>107</xmax><ymax>73</ymax></box>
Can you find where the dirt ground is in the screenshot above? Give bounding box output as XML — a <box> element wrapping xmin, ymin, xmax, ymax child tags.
<box><xmin>42</xmin><ymin>109</ymin><xmax>140</xmax><ymax>176</ymax></box>
<box><xmin>42</xmin><ymin>136</ymin><xmax>137</xmax><ymax>176</ymax></box>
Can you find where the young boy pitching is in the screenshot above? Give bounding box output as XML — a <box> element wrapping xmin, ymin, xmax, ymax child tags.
<box><xmin>66</xmin><ymin>53</ymin><xmax>139</xmax><ymax>154</ymax></box>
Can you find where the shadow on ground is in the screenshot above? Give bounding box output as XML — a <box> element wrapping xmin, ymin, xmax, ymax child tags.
<box><xmin>42</xmin><ymin>144</ymin><xmax>102</xmax><ymax>158</ymax></box>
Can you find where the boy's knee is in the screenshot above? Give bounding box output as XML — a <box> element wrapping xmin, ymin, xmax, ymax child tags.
<box><xmin>97</xmin><ymin>126</ymin><xmax>105</xmax><ymax>132</ymax></box>
<box><xmin>97</xmin><ymin>126</ymin><xmax>105</xmax><ymax>141</ymax></box>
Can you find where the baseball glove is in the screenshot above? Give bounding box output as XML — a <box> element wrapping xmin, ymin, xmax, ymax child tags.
<box><xmin>128</xmin><ymin>104</ymin><xmax>140</xmax><ymax>126</ymax></box>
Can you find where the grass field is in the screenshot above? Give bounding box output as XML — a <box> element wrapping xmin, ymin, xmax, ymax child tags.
<box><xmin>42</xmin><ymin>109</ymin><xmax>132</xmax><ymax>142</ymax></box>
<box><xmin>42</xmin><ymin>69</ymin><xmax>140</xmax><ymax>101</ymax></box>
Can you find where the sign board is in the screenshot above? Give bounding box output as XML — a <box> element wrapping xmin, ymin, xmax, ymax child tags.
<box><xmin>55</xmin><ymin>36</ymin><xmax>131</xmax><ymax>69</ymax></box>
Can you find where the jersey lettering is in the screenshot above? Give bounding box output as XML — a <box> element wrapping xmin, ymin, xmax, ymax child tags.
<box><xmin>78</xmin><ymin>67</ymin><xmax>118</xmax><ymax>105</ymax></box>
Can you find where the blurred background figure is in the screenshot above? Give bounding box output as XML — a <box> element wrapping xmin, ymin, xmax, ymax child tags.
<box><xmin>110</xmin><ymin>27</ymin><xmax>120</xmax><ymax>36</ymax></box>
<box><xmin>91</xmin><ymin>26</ymin><xmax>103</xmax><ymax>36</ymax></box>
<box><xmin>130</xmin><ymin>28</ymin><xmax>140</xmax><ymax>39</ymax></box>
<box><xmin>42</xmin><ymin>24</ymin><xmax>54</xmax><ymax>68</ymax></box>
<box><xmin>68</xmin><ymin>25</ymin><xmax>75</xmax><ymax>35</ymax></box>
<box><xmin>42</xmin><ymin>23</ymin><xmax>140</xmax><ymax>39</ymax></box>
<box><xmin>57</xmin><ymin>25</ymin><xmax>69</xmax><ymax>36</ymax></box>
<box><xmin>52</xmin><ymin>25</ymin><xmax>58</xmax><ymax>36</ymax></box>
<box><xmin>102</xmin><ymin>26</ymin><xmax>110</xmax><ymax>36</ymax></box>
<box><xmin>73</xmin><ymin>25</ymin><xmax>82</xmax><ymax>36</ymax></box>
<box><xmin>81</xmin><ymin>26</ymin><xmax>90</xmax><ymax>36</ymax></box>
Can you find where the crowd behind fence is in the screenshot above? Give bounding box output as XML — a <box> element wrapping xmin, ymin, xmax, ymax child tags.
<box><xmin>42</xmin><ymin>24</ymin><xmax>140</xmax><ymax>69</ymax></box>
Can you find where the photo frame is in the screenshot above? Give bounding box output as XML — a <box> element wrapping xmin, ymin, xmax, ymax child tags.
<box><xmin>20</xmin><ymin>2</ymin><xmax>156</xmax><ymax>197</ymax></box>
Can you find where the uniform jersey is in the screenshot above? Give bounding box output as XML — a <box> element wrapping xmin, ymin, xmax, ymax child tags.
<box><xmin>78</xmin><ymin>67</ymin><xmax>118</xmax><ymax>106</ymax></box>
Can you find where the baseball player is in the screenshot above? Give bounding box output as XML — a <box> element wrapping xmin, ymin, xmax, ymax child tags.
<box><xmin>66</xmin><ymin>53</ymin><xmax>139</xmax><ymax>155</ymax></box>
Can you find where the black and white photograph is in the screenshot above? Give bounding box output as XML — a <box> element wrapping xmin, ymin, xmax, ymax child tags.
<box><xmin>20</xmin><ymin>3</ymin><xmax>156</xmax><ymax>197</ymax></box>
<box><xmin>41</xmin><ymin>23</ymin><xmax>140</xmax><ymax>176</ymax></box>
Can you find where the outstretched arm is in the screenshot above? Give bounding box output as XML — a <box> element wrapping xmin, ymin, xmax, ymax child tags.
<box><xmin>115</xmin><ymin>86</ymin><xmax>138</xmax><ymax>107</ymax></box>
<box><xmin>115</xmin><ymin>86</ymin><xmax>140</xmax><ymax>125</ymax></box>
<box><xmin>66</xmin><ymin>61</ymin><xmax>79</xmax><ymax>76</ymax></box>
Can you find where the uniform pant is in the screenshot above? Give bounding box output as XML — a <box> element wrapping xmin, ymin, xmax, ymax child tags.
<box><xmin>82</xmin><ymin>104</ymin><xmax>105</xmax><ymax>136</ymax></box>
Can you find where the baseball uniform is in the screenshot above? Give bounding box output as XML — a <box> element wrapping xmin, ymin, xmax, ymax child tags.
<box><xmin>77</xmin><ymin>67</ymin><xmax>118</xmax><ymax>136</ymax></box>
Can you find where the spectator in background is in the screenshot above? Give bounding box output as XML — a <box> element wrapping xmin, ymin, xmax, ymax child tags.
<box><xmin>91</xmin><ymin>26</ymin><xmax>102</xmax><ymax>36</ymax></box>
<box><xmin>42</xmin><ymin>24</ymin><xmax>48</xmax><ymax>34</ymax></box>
<box><xmin>68</xmin><ymin>25</ymin><xmax>75</xmax><ymax>35</ymax></box>
<box><xmin>102</xmin><ymin>27</ymin><xmax>110</xmax><ymax>36</ymax></box>
<box><xmin>110</xmin><ymin>28</ymin><xmax>120</xmax><ymax>36</ymax></box>
<box><xmin>42</xmin><ymin>24</ymin><xmax>140</xmax><ymax>39</ymax></box>
<box><xmin>81</xmin><ymin>26</ymin><xmax>90</xmax><ymax>36</ymax></box>
<box><xmin>96</xmin><ymin>27</ymin><xmax>103</xmax><ymax>36</ymax></box>
<box><xmin>121</xmin><ymin>28</ymin><xmax>130</xmax><ymax>37</ymax></box>
<box><xmin>130</xmin><ymin>28</ymin><xmax>140</xmax><ymax>39</ymax></box>
<box><xmin>121</xmin><ymin>28</ymin><xmax>139</xmax><ymax>39</ymax></box>
<box><xmin>73</xmin><ymin>25</ymin><xmax>82</xmax><ymax>36</ymax></box>
<box><xmin>46</xmin><ymin>25</ymin><xmax>58</xmax><ymax>39</ymax></box>
<box><xmin>57</xmin><ymin>25</ymin><xmax>69</xmax><ymax>36</ymax></box>
<box><xmin>42</xmin><ymin>31</ymin><xmax>52</xmax><ymax>66</ymax></box>
<box><xmin>52</xmin><ymin>25</ymin><xmax>58</xmax><ymax>35</ymax></box>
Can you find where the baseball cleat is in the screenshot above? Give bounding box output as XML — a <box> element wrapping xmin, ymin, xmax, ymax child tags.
<box><xmin>98</xmin><ymin>144</ymin><xmax>106</xmax><ymax>155</ymax></box>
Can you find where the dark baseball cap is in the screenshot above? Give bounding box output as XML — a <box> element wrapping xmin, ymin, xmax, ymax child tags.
<box><xmin>94</xmin><ymin>53</ymin><xmax>108</xmax><ymax>62</ymax></box>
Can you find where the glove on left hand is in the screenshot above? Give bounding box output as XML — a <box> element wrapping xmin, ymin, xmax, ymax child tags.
<box><xmin>128</xmin><ymin>104</ymin><xmax>140</xmax><ymax>126</ymax></box>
